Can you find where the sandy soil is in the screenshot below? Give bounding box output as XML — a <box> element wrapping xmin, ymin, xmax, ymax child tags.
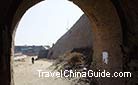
<box><xmin>14</xmin><ymin>57</ymin><xmax>71</xmax><ymax>85</ymax></box>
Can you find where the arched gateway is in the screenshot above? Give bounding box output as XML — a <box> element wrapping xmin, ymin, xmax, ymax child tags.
<box><xmin>0</xmin><ymin>0</ymin><xmax>138</xmax><ymax>85</ymax></box>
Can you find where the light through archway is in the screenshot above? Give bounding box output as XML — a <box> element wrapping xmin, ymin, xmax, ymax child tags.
<box><xmin>15</xmin><ymin>0</ymin><xmax>84</xmax><ymax>46</ymax></box>
<box><xmin>14</xmin><ymin>0</ymin><xmax>84</xmax><ymax>85</ymax></box>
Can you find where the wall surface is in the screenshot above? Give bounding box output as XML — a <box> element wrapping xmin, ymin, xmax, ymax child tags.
<box><xmin>47</xmin><ymin>14</ymin><xmax>92</xmax><ymax>59</ymax></box>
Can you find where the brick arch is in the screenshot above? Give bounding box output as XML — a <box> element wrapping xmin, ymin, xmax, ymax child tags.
<box><xmin>1</xmin><ymin>0</ymin><xmax>124</xmax><ymax>85</ymax></box>
<box><xmin>71</xmin><ymin>0</ymin><xmax>123</xmax><ymax>84</ymax></box>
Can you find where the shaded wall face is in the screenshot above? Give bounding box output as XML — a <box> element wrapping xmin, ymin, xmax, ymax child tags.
<box><xmin>112</xmin><ymin>0</ymin><xmax>138</xmax><ymax>47</ymax></box>
<box><xmin>112</xmin><ymin>0</ymin><xmax>138</xmax><ymax>84</ymax></box>
<box><xmin>0</xmin><ymin>25</ymin><xmax>12</xmax><ymax>85</ymax></box>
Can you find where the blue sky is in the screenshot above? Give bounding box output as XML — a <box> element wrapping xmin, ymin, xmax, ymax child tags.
<box><xmin>15</xmin><ymin>0</ymin><xmax>84</xmax><ymax>46</ymax></box>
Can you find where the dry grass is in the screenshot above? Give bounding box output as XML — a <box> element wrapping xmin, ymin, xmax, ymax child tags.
<box><xmin>50</xmin><ymin>52</ymin><xmax>95</xmax><ymax>85</ymax></box>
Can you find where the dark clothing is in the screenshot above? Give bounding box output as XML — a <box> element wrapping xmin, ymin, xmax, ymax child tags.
<box><xmin>32</xmin><ymin>57</ymin><xmax>34</xmax><ymax>64</ymax></box>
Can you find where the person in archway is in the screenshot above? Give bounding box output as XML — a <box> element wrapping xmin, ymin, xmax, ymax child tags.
<box><xmin>31</xmin><ymin>57</ymin><xmax>35</xmax><ymax>64</ymax></box>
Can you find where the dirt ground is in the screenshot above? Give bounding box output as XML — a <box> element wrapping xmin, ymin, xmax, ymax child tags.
<box><xmin>14</xmin><ymin>57</ymin><xmax>72</xmax><ymax>85</ymax></box>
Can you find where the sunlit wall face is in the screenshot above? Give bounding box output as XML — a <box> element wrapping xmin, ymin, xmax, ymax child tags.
<box><xmin>15</xmin><ymin>0</ymin><xmax>84</xmax><ymax>46</ymax></box>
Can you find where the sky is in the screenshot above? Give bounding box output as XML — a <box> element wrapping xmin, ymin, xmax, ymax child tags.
<box><xmin>15</xmin><ymin>0</ymin><xmax>84</xmax><ymax>46</ymax></box>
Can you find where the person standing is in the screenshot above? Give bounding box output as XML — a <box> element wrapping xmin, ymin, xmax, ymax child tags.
<box><xmin>31</xmin><ymin>57</ymin><xmax>34</xmax><ymax>64</ymax></box>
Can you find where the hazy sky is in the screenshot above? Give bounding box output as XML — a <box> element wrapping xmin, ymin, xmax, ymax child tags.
<box><xmin>15</xmin><ymin>0</ymin><xmax>84</xmax><ymax>46</ymax></box>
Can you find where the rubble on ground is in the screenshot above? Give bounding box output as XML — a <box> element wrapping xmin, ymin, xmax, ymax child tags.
<box><xmin>51</xmin><ymin>47</ymin><xmax>98</xmax><ymax>85</ymax></box>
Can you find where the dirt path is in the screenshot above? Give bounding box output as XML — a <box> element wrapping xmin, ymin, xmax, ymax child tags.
<box><xmin>14</xmin><ymin>57</ymin><xmax>71</xmax><ymax>85</ymax></box>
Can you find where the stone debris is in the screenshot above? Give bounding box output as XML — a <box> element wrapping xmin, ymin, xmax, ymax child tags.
<box><xmin>50</xmin><ymin>47</ymin><xmax>97</xmax><ymax>85</ymax></box>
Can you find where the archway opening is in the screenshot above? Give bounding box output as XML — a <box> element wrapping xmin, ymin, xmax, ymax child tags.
<box><xmin>13</xmin><ymin>0</ymin><xmax>93</xmax><ymax>84</ymax></box>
